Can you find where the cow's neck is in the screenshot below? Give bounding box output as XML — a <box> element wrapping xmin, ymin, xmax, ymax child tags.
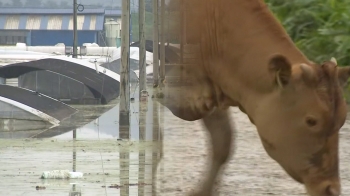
<box><xmin>204</xmin><ymin>0</ymin><xmax>310</xmax><ymax>120</ymax></box>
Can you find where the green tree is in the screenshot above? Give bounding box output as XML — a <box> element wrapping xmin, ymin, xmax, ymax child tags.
<box><xmin>265</xmin><ymin>0</ymin><xmax>350</xmax><ymax>100</ymax></box>
<box><xmin>265</xmin><ymin>0</ymin><xmax>350</xmax><ymax>66</ymax></box>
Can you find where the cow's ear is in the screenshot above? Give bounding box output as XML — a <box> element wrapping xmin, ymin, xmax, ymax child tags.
<box><xmin>268</xmin><ymin>54</ymin><xmax>292</xmax><ymax>88</ymax></box>
<box><xmin>337</xmin><ymin>66</ymin><xmax>350</xmax><ymax>88</ymax></box>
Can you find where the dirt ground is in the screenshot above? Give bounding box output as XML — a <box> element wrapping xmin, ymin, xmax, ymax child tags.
<box><xmin>1</xmin><ymin>104</ymin><xmax>350</xmax><ymax>196</ymax></box>
<box><xmin>156</xmin><ymin>106</ymin><xmax>350</xmax><ymax>196</ymax></box>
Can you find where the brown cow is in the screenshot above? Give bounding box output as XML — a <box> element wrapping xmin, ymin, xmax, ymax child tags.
<box><xmin>159</xmin><ymin>0</ymin><xmax>350</xmax><ymax>196</ymax></box>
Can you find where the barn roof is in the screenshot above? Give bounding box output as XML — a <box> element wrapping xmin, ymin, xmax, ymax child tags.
<box><xmin>0</xmin><ymin>8</ymin><xmax>105</xmax><ymax>15</ymax></box>
<box><xmin>0</xmin><ymin>8</ymin><xmax>122</xmax><ymax>31</ymax></box>
<box><xmin>105</xmin><ymin>9</ymin><xmax>122</xmax><ymax>16</ymax></box>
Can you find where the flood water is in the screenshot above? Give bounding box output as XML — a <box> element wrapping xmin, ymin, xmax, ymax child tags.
<box><xmin>1</xmin><ymin>84</ymin><xmax>350</xmax><ymax>195</ymax></box>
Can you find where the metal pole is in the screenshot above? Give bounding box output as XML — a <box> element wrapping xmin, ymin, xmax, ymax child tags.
<box><xmin>159</xmin><ymin>0</ymin><xmax>165</xmax><ymax>84</ymax></box>
<box><xmin>152</xmin><ymin>97</ymin><xmax>160</xmax><ymax>195</ymax></box>
<box><xmin>72</xmin><ymin>129</ymin><xmax>76</xmax><ymax>192</ymax></box>
<box><xmin>180</xmin><ymin>0</ymin><xmax>184</xmax><ymax>64</ymax></box>
<box><xmin>73</xmin><ymin>0</ymin><xmax>78</xmax><ymax>58</ymax></box>
<box><xmin>153</xmin><ymin>0</ymin><xmax>159</xmax><ymax>87</ymax></box>
<box><xmin>119</xmin><ymin>0</ymin><xmax>131</xmax><ymax>126</ymax></box>
<box><xmin>73</xmin><ymin>129</ymin><xmax>76</xmax><ymax>172</ymax></box>
<box><xmin>139</xmin><ymin>0</ymin><xmax>146</xmax><ymax>92</ymax></box>
<box><xmin>166</xmin><ymin>4</ymin><xmax>169</xmax><ymax>47</ymax></box>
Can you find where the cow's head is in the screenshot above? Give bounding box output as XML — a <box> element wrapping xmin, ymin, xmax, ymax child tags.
<box><xmin>254</xmin><ymin>54</ymin><xmax>350</xmax><ymax>196</ymax></box>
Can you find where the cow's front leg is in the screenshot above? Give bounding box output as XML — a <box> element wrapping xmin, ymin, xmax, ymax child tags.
<box><xmin>190</xmin><ymin>108</ymin><xmax>235</xmax><ymax>196</ymax></box>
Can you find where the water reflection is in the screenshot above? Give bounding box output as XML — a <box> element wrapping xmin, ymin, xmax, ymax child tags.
<box><xmin>0</xmin><ymin>84</ymin><xmax>162</xmax><ymax>141</ymax></box>
<box><xmin>0</xmin><ymin>84</ymin><xmax>164</xmax><ymax>195</ymax></box>
<box><xmin>119</xmin><ymin>88</ymin><xmax>162</xmax><ymax>195</ymax></box>
<box><xmin>62</xmin><ymin>120</ymin><xmax>162</xmax><ymax>196</ymax></box>
<box><xmin>70</xmin><ymin>129</ymin><xmax>81</xmax><ymax>196</ymax></box>
<box><xmin>53</xmin><ymin>85</ymin><xmax>160</xmax><ymax>141</ymax></box>
<box><xmin>63</xmin><ymin>87</ymin><xmax>163</xmax><ymax>196</ymax></box>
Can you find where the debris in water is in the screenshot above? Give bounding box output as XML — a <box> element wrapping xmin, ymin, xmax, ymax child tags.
<box><xmin>103</xmin><ymin>183</ymin><xmax>151</xmax><ymax>189</ymax></box>
<box><xmin>108</xmin><ymin>184</ymin><xmax>122</xmax><ymax>189</ymax></box>
<box><xmin>125</xmin><ymin>183</ymin><xmax>151</xmax><ymax>186</ymax></box>
<box><xmin>40</xmin><ymin>170</ymin><xmax>84</xmax><ymax>179</ymax></box>
<box><xmin>36</xmin><ymin>186</ymin><xmax>46</xmax><ymax>190</ymax></box>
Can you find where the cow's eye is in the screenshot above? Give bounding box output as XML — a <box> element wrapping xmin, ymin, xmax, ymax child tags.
<box><xmin>306</xmin><ymin>117</ymin><xmax>317</xmax><ymax>127</ymax></box>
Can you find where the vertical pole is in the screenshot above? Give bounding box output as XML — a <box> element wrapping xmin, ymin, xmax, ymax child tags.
<box><xmin>166</xmin><ymin>3</ymin><xmax>169</xmax><ymax>47</ymax></box>
<box><xmin>73</xmin><ymin>0</ymin><xmax>78</xmax><ymax>58</ymax></box>
<box><xmin>180</xmin><ymin>0</ymin><xmax>184</xmax><ymax>64</ymax></box>
<box><xmin>73</xmin><ymin>129</ymin><xmax>76</xmax><ymax>172</ymax></box>
<box><xmin>159</xmin><ymin>0</ymin><xmax>165</xmax><ymax>84</ymax></box>
<box><xmin>72</xmin><ymin>129</ymin><xmax>77</xmax><ymax>191</ymax></box>
<box><xmin>120</xmin><ymin>152</ymin><xmax>130</xmax><ymax>195</ymax></box>
<box><xmin>138</xmin><ymin>107</ymin><xmax>146</xmax><ymax>195</ymax></box>
<box><xmin>152</xmin><ymin>97</ymin><xmax>160</xmax><ymax>195</ymax></box>
<box><xmin>139</xmin><ymin>0</ymin><xmax>146</xmax><ymax>92</ymax></box>
<box><xmin>153</xmin><ymin>0</ymin><xmax>159</xmax><ymax>87</ymax></box>
<box><xmin>130</xmin><ymin>10</ymin><xmax>133</xmax><ymax>44</ymax></box>
<box><xmin>138</xmin><ymin>0</ymin><xmax>148</xmax><ymax>187</ymax></box>
<box><xmin>120</xmin><ymin>0</ymin><xmax>131</xmax><ymax>127</ymax></box>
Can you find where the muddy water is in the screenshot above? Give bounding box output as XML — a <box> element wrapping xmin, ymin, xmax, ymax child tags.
<box><xmin>1</xmin><ymin>87</ymin><xmax>350</xmax><ymax>195</ymax></box>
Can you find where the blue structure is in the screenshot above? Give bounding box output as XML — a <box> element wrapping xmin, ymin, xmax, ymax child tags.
<box><xmin>0</xmin><ymin>8</ymin><xmax>121</xmax><ymax>46</ymax></box>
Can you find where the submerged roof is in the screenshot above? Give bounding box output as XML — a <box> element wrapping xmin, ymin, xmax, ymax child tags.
<box><xmin>0</xmin><ymin>56</ymin><xmax>121</xmax><ymax>104</ymax></box>
<box><xmin>0</xmin><ymin>85</ymin><xmax>78</xmax><ymax>125</ymax></box>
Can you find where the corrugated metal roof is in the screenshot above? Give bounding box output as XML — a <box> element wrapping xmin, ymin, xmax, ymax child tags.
<box><xmin>90</xmin><ymin>15</ymin><xmax>97</xmax><ymax>31</ymax></box>
<box><xmin>1</xmin><ymin>14</ymin><xmax>104</xmax><ymax>31</ymax></box>
<box><xmin>0</xmin><ymin>8</ymin><xmax>106</xmax><ymax>15</ymax></box>
<box><xmin>105</xmin><ymin>9</ymin><xmax>122</xmax><ymax>16</ymax></box>
<box><xmin>26</xmin><ymin>16</ymin><xmax>41</xmax><ymax>30</ymax></box>
<box><xmin>68</xmin><ymin>15</ymin><xmax>84</xmax><ymax>30</ymax></box>
<box><xmin>5</xmin><ymin>15</ymin><xmax>20</xmax><ymax>29</ymax></box>
<box><xmin>0</xmin><ymin>16</ymin><xmax>6</xmax><ymax>29</ymax></box>
<box><xmin>47</xmin><ymin>16</ymin><xmax>62</xmax><ymax>30</ymax></box>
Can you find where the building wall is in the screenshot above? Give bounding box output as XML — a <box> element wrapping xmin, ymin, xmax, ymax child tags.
<box><xmin>30</xmin><ymin>30</ymin><xmax>98</xmax><ymax>46</ymax></box>
<box><xmin>0</xmin><ymin>30</ymin><xmax>28</xmax><ymax>45</ymax></box>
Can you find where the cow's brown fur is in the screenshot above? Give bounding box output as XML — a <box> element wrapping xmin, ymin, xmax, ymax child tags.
<box><xmin>160</xmin><ymin>0</ymin><xmax>350</xmax><ymax>195</ymax></box>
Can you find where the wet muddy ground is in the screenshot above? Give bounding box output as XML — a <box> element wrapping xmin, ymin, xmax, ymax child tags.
<box><xmin>1</xmin><ymin>86</ymin><xmax>350</xmax><ymax>195</ymax></box>
<box><xmin>157</xmin><ymin>107</ymin><xmax>350</xmax><ymax>196</ymax></box>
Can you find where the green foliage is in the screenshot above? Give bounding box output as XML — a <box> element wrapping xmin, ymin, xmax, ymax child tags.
<box><xmin>265</xmin><ymin>0</ymin><xmax>350</xmax><ymax>100</ymax></box>
<box><xmin>265</xmin><ymin>0</ymin><xmax>350</xmax><ymax>66</ymax></box>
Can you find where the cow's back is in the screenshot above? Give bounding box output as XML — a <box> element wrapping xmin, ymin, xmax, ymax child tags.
<box><xmin>184</xmin><ymin>0</ymin><xmax>268</xmax><ymax>44</ymax></box>
<box><xmin>167</xmin><ymin>0</ymin><xmax>309</xmax><ymax>110</ymax></box>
